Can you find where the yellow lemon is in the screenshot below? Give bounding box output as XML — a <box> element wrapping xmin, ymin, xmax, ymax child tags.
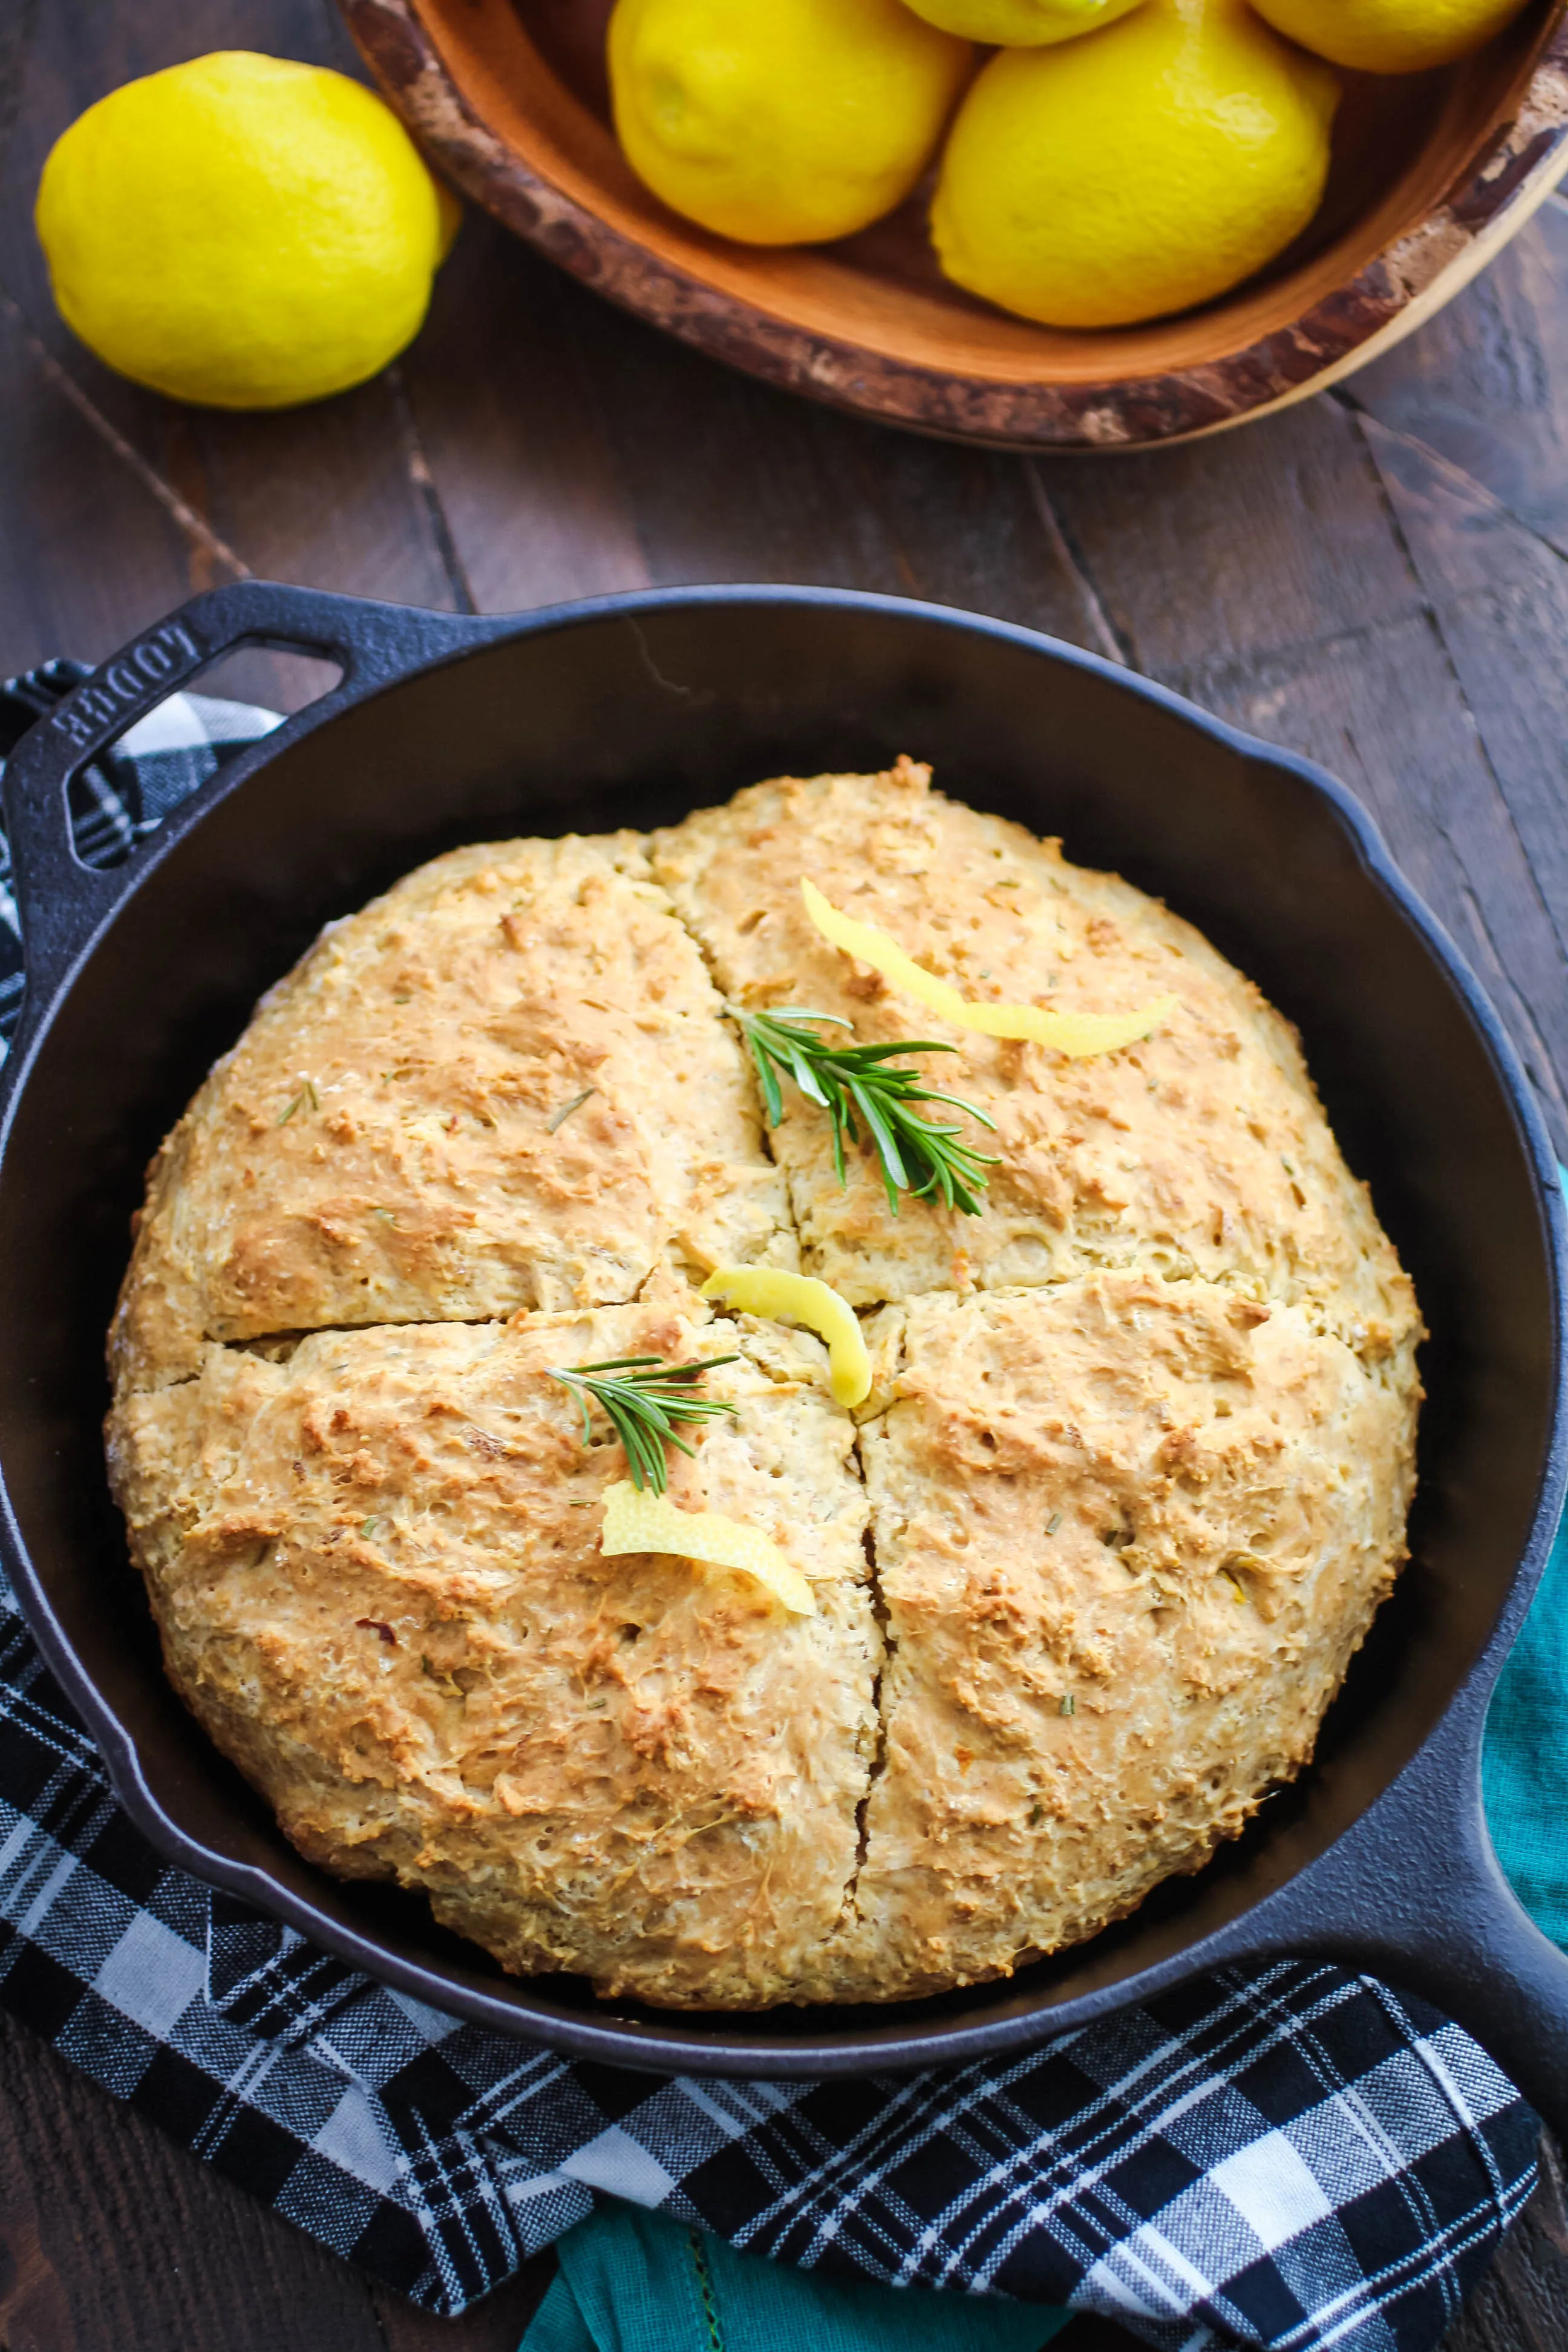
<box><xmin>931</xmin><ymin>0</ymin><xmax>1338</xmax><ymax>328</ymax></box>
<box><xmin>898</xmin><ymin>0</ymin><xmax>1144</xmax><ymax>43</ymax></box>
<box><xmin>608</xmin><ymin>0</ymin><xmax>972</xmax><ymax>246</ymax></box>
<box><xmin>35</xmin><ymin>51</ymin><xmax>447</xmax><ymax>409</ymax></box>
<box><xmin>1247</xmin><ymin>0</ymin><xmax>1527</xmax><ymax>70</ymax></box>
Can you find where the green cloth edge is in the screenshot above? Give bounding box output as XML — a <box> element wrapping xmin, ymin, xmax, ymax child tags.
<box><xmin>525</xmin><ymin>2200</ymin><xmax>1071</xmax><ymax>2351</ymax></box>
<box><xmin>1479</xmin><ymin>1169</ymin><xmax>1568</xmax><ymax>1940</ymax></box>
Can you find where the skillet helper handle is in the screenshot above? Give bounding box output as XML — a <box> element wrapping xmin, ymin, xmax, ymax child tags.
<box><xmin>1267</xmin><ymin>1704</ymin><xmax>1568</xmax><ymax>2146</ymax></box>
<box><xmin>1</xmin><ymin>581</ymin><xmax>479</xmax><ymax>1006</ymax></box>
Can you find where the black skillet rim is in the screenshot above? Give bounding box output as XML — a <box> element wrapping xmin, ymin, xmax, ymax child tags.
<box><xmin>1</xmin><ymin>581</ymin><xmax>1564</xmax><ymax>2080</ymax></box>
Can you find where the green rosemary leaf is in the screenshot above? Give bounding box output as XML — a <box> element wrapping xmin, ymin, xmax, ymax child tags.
<box><xmin>728</xmin><ymin>1005</ymin><xmax>998</xmax><ymax>1218</ymax></box>
<box><xmin>546</xmin><ymin>1086</ymin><xmax>597</xmax><ymax>1134</ymax></box>
<box><xmin>547</xmin><ymin>1354</ymin><xmax>740</xmax><ymax>1495</ymax></box>
<box><xmin>277</xmin><ymin>1078</ymin><xmax>319</xmax><ymax>1125</ymax></box>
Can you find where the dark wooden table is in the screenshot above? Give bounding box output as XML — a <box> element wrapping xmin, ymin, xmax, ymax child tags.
<box><xmin>4</xmin><ymin>2</ymin><xmax>1568</xmax><ymax>2346</ymax></box>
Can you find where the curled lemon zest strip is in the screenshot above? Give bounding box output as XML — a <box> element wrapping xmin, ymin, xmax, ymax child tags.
<box><xmin>599</xmin><ymin>1480</ymin><xmax>815</xmax><ymax>1616</ymax></box>
<box><xmin>701</xmin><ymin>1266</ymin><xmax>871</xmax><ymax>1408</ymax></box>
<box><xmin>800</xmin><ymin>877</ymin><xmax>1177</xmax><ymax>1059</ymax></box>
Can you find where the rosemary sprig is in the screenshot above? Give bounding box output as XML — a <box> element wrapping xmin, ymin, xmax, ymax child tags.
<box><xmin>546</xmin><ymin>1086</ymin><xmax>597</xmax><ymax>1134</ymax></box>
<box><xmin>549</xmin><ymin>1354</ymin><xmax>739</xmax><ymax>1495</ymax></box>
<box><xmin>277</xmin><ymin>1078</ymin><xmax>319</xmax><ymax>1125</ymax></box>
<box><xmin>730</xmin><ymin>1006</ymin><xmax>998</xmax><ymax>1218</ymax></box>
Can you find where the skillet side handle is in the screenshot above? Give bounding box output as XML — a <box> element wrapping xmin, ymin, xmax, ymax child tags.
<box><xmin>1264</xmin><ymin>1705</ymin><xmax>1568</xmax><ymax>2146</ymax></box>
<box><xmin>0</xmin><ymin>581</ymin><xmax>480</xmax><ymax>1011</ymax></box>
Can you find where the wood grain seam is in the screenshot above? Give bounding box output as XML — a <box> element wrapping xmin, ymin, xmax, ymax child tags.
<box><xmin>1348</xmin><ymin>400</ymin><xmax>1568</xmax><ymax>993</ymax></box>
<box><xmin>0</xmin><ymin>283</ymin><xmax>251</xmax><ymax>587</ymax></box>
<box><xmin>1022</xmin><ymin>466</ymin><xmax>1131</xmax><ymax>670</ymax></box>
<box><xmin>0</xmin><ymin>0</ymin><xmax>40</xmax><ymax>188</ymax></box>
<box><xmin>1161</xmin><ymin>618</ymin><xmax>1452</xmax><ymax>709</ymax></box>
<box><xmin>1333</xmin><ymin>387</ymin><xmax>1568</xmax><ymax>570</ymax></box>
<box><xmin>367</xmin><ymin>2278</ymin><xmax>410</xmax><ymax>2352</ymax></box>
<box><xmin>1536</xmin><ymin>2131</ymin><xmax>1568</xmax><ymax>2254</ymax></box>
<box><xmin>384</xmin><ymin>361</ymin><xmax>476</xmax><ymax>614</ymax></box>
<box><xmin>1454</xmin><ymin>875</ymin><xmax>1568</xmax><ymax>1146</ymax></box>
<box><xmin>1442</xmin><ymin>2129</ymin><xmax>1568</xmax><ymax>2348</ymax></box>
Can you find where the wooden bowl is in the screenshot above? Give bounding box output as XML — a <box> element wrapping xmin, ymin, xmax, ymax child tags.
<box><xmin>342</xmin><ymin>0</ymin><xmax>1568</xmax><ymax>449</ymax></box>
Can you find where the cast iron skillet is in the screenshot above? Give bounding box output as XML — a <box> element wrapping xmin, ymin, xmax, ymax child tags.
<box><xmin>4</xmin><ymin>580</ymin><xmax>1568</xmax><ymax>2121</ymax></box>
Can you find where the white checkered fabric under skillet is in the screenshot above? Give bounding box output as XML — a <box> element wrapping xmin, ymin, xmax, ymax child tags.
<box><xmin>0</xmin><ymin>664</ymin><xmax>1540</xmax><ymax>2346</ymax></box>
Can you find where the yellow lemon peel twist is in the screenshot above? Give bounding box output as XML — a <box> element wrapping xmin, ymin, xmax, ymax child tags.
<box><xmin>599</xmin><ymin>1481</ymin><xmax>815</xmax><ymax>1616</ymax></box>
<box><xmin>800</xmin><ymin>878</ymin><xmax>1175</xmax><ymax>1058</ymax></box>
<box><xmin>701</xmin><ymin>1267</ymin><xmax>871</xmax><ymax>1408</ymax></box>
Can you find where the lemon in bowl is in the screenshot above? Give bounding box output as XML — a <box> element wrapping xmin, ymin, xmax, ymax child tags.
<box><xmin>1247</xmin><ymin>0</ymin><xmax>1530</xmax><ymax>71</ymax></box>
<box><xmin>35</xmin><ymin>51</ymin><xmax>449</xmax><ymax>410</ymax></box>
<box><xmin>931</xmin><ymin>0</ymin><xmax>1339</xmax><ymax>330</ymax></box>
<box><xmin>898</xmin><ymin>0</ymin><xmax>1145</xmax><ymax>41</ymax></box>
<box><xmin>607</xmin><ymin>0</ymin><xmax>972</xmax><ymax>246</ymax></box>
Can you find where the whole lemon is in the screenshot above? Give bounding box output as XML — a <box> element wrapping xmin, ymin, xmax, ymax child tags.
<box><xmin>1247</xmin><ymin>0</ymin><xmax>1527</xmax><ymax>71</ymax></box>
<box><xmin>608</xmin><ymin>0</ymin><xmax>972</xmax><ymax>246</ymax></box>
<box><xmin>898</xmin><ymin>0</ymin><xmax>1144</xmax><ymax>43</ymax></box>
<box><xmin>35</xmin><ymin>52</ymin><xmax>446</xmax><ymax>410</ymax></box>
<box><xmin>931</xmin><ymin>0</ymin><xmax>1338</xmax><ymax>329</ymax></box>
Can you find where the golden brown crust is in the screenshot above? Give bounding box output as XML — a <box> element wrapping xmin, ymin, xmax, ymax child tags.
<box><xmin>108</xmin><ymin>767</ymin><xmax>1422</xmax><ymax>2007</ymax></box>
<box><xmin>650</xmin><ymin>761</ymin><xmax>1416</xmax><ymax>1355</ymax></box>
<box><xmin>108</xmin><ymin>1298</ymin><xmax>879</xmax><ymax>2007</ymax></box>
<box><xmin>837</xmin><ymin>1275</ymin><xmax>1417</xmax><ymax>2001</ymax></box>
<box><xmin>111</xmin><ymin>834</ymin><xmax>794</xmax><ymax>1392</ymax></box>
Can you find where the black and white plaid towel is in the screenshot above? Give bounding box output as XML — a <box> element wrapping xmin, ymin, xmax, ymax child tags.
<box><xmin>0</xmin><ymin>662</ymin><xmax>1540</xmax><ymax>2350</ymax></box>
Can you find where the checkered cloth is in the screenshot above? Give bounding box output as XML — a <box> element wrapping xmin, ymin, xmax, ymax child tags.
<box><xmin>0</xmin><ymin>662</ymin><xmax>1541</xmax><ymax>2349</ymax></box>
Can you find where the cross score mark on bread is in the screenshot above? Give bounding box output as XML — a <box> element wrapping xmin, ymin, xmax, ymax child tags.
<box><xmin>105</xmin><ymin>759</ymin><xmax>1420</xmax><ymax>2007</ymax></box>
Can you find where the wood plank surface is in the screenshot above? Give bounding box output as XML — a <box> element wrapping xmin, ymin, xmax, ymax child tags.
<box><xmin>2</xmin><ymin>0</ymin><xmax>1568</xmax><ymax>2344</ymax></box>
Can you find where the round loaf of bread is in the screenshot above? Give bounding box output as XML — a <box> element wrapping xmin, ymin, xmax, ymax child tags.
<box><xmin>106</xmin><ymin>761</ymin><xmax>1420</xmax><ymax>2007</ymax></box>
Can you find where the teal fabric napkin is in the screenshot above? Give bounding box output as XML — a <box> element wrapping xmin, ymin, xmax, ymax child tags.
<box><xmin>1481</xmin><ymin>1164</ymin><xmax>1568</xmax><ymax>1936</ymax></box>
<box><xmin>1485</xmin><ymin>1502</ymin><xmax>1568</xmax><ymax>1944</ymax></box>
<box><xmin>524</xmin><ymin>2201</ymin><xmax>1073</xmax><ymax>2351</ymax></box>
